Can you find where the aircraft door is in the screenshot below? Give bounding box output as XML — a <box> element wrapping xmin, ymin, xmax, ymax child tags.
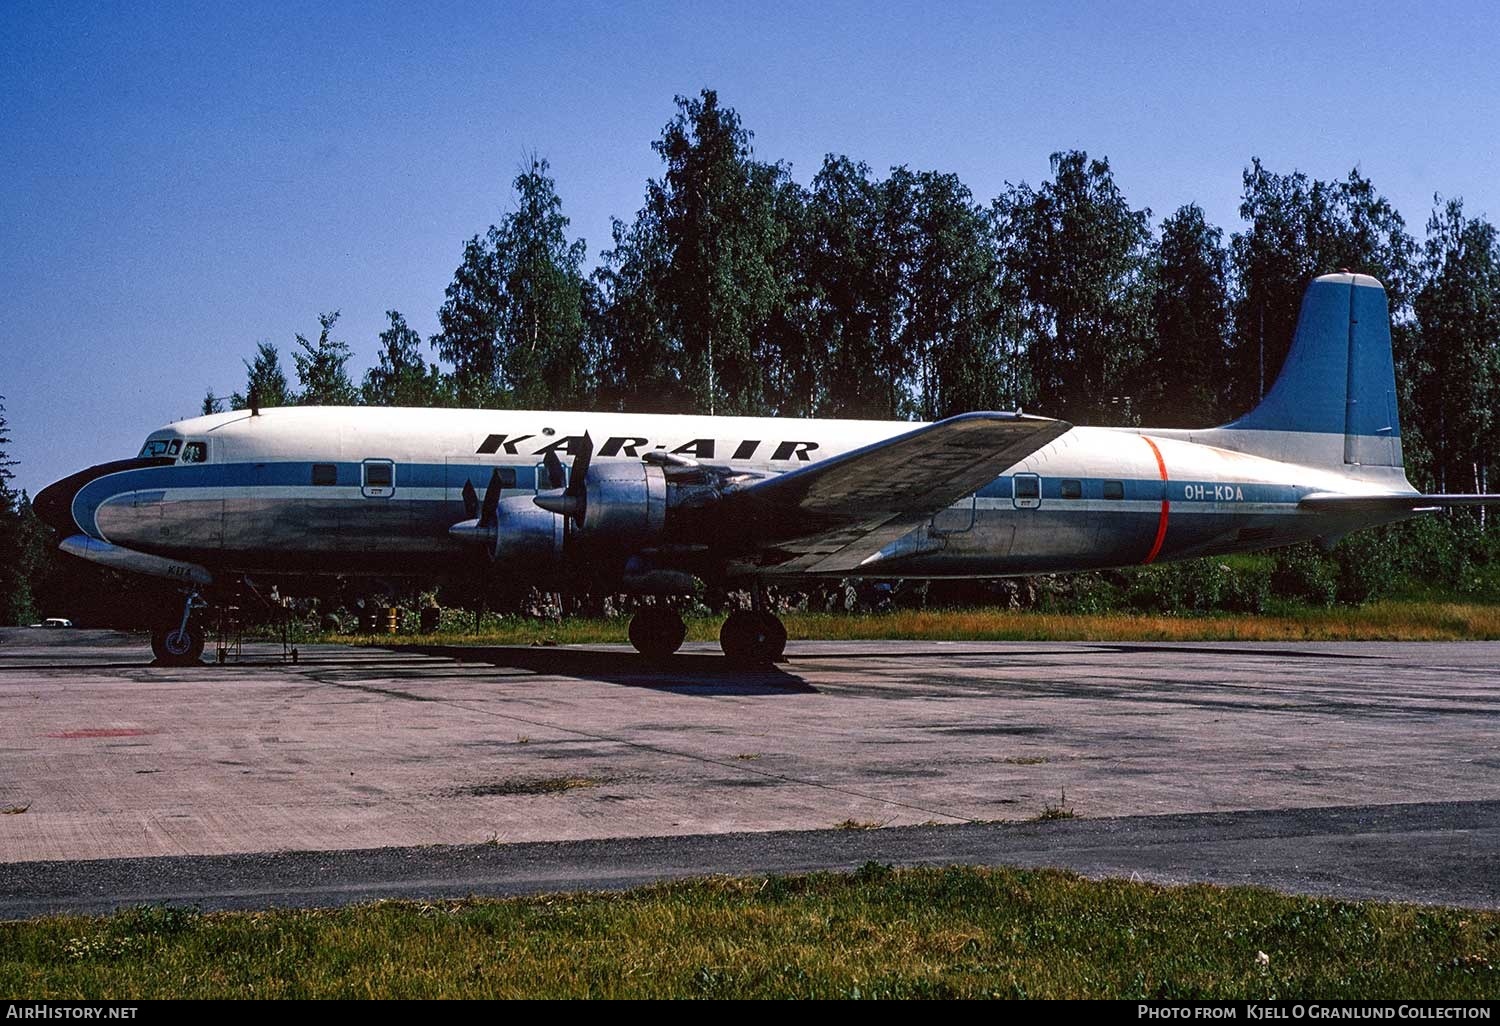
<box><xmin>361</xmin><ymin>459</ymin><xmax>395</xmax><ymax>499</ymax></box>
<box><xmin>930</xmin><ymin>494</ymin><xmax>976</xmax><ymax>534</ymax></box>
<box><xmin>1012</xmin><ymin>473</ymin><xmax>1041</xmax><ymax>509</ymax></box>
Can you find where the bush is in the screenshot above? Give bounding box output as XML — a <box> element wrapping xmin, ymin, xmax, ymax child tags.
<box><xmin>1271</xmin><ymin>544</ymin><xmax>1338</xmax><ymax>606</ymax></box>
<box><xmin>1330</xmin><ymin>530</ymin><xmax>1395</xmax><ymax>605</ymax></box>
<box><xmin>1219</xmin><ymin>562</ymin><xmax>1272</xmax><ymax>613</ymax></box>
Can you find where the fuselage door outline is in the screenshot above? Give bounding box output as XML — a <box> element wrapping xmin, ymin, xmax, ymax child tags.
<box><xmin>1012</xmin><ymin>473</ymin><xmax>1041</xmax><ymax>510</ymax></box>
<box><xmin>362</xmin><ymin>459</ymin><xmax>395</xmax><ymax>499</ymax></box>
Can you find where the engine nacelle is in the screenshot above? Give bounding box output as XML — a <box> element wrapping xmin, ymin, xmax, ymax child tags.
<box><xmin>492</xmin><ymin>495</ymin><xmax>565</xmax><ymax>563</ymax></box>
<box><xmin>577</xmin><ymin>461</ymin><xmax>667</xmax><ymax>543</ymax></box>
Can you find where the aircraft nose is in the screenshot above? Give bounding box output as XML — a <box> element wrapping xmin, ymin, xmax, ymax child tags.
<box><xmin>32</xmin><ymin>456</ymin><xmax>175</xmax><ymax>538</ymax></box>
<box><xmin>32</xmin><ymin>474</ymin><xmax>81</xmax><ymax>536</ymax></box>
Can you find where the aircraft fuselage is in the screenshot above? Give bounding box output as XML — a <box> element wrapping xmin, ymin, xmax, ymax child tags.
<box><xmin>37</xmin><ymin>405</ymin><xmax>1412</xmax><ymax>585</ymax></box>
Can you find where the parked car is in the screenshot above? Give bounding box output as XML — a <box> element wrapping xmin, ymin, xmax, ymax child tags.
<box><xmin>27</xmin><ymin>618</ymin><xmax>73</xmax><ymax>629</ymax></box>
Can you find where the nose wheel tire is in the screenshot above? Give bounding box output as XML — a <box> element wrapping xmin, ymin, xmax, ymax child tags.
<box><xmin>628</xmin><ymin>607</ymin><xmax>687</xmax><ymax>659</ymax></box>
<box><xmin>720</xmin><ymin>610</ymin><xmax>787</xmax><ymax>664</ymax></box>
<box><xmin>151</xmin><ymin>623</ymin><xmax>205</xmax><ymax>666</ymax></box>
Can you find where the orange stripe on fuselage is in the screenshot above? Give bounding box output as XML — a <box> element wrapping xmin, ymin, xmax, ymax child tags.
<box><xmin>1141</xmin><ymin>436</ymin><xmax>1169</xmax><ymax>564</ymax></box>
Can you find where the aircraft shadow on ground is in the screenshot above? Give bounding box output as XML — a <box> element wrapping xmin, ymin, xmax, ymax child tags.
<box><xmin>789</xmin><ymin>643</ymin><xmax>1379</xmax><ymax>662</ymax></box>
<box><xmin>397</xmin><ymin>644</ymin><xmax>818</xmax><ymax>695</ymax></box>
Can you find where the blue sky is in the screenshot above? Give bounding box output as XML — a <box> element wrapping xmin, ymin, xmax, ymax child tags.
<box><xmin>4</xmin><ymin>0</ymin><xmax>1498</xmax><ymax>495</ymax></box>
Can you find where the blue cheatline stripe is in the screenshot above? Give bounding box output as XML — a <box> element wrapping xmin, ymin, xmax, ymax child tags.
<box><xmin>978</xmin><ymin>475</ymin><xmax>1301</xmax><ymax>505</ymax></box>
<box><xmin>72</xmin><ymin>459</ymin><xmax>1309</xmax><ymax>540</ymax></box>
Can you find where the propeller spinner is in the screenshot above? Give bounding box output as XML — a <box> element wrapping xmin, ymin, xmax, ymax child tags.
<box><xmin>534</xmin><ymin>433</ymin><xmax>593</xmax><ymax>524</ymax></box>
<box><xmin>447</xmin><ymin>467</ymin><xmax>508</xmax><ymax>545</ymax></box>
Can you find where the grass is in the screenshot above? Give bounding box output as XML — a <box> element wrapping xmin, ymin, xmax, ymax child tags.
<box><xmin>4</xmin><ymin>866</ymin><xmax>1499</xmax><ymax>999</ymax></box>
<box><xmin>1034</xmin><ymin>789</ymin><xmax>1076</xmax><ymax>821</ymax></box>
<box><xmin>328</xmin><ymin>600</ymin><xmax>1500</xmax><ymax>648</ymax></box>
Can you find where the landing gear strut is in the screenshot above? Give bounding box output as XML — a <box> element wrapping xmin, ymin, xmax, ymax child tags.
<box><xmin>151</xmin><ymin>591</ymin><xmax>207</xmax><ymax>666</ymax></box>
<box><xmin>628</xmin><ymin>606</ymin><xmax>687</xmax><ymax>659</ymax></box>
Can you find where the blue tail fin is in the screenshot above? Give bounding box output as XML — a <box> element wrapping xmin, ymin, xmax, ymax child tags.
<box><xmin>1222</xmin><ymin>272</ymin><xmax>1401</xmax><ymax>467</ymax></box>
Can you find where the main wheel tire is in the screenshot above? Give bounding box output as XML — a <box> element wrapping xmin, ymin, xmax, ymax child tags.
<box><xmin>151</xmin><ymin>624</ymin><xmax>205</xmax><ymax>666</ymax></box>
<box><xmin>720</xmin><ymin>609</ymin><xmax>787</xmax><ymax>663</ymax></box>
<box><xmin>629</xmin><ymin>607</ymin><xmax>686</xmax><ymax>659</ymax></box>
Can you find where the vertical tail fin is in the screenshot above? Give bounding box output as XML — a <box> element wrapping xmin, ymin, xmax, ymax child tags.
<box><xmin>1221</xmin><ymin>272</ymin><xmax>1402</xmax><ymax>468</ymax></box>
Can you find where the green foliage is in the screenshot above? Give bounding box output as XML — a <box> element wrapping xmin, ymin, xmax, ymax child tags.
<box><xmin>361</xmin><ymin>310</ymin><xmax>454</xmax><ymax>408</ymax></box>
<box><xmin>1142</xmin><ymin>560</ymin><xmax>1270</xmax><ymax>614</ymax></box>
<box><xmin>650</xmin><ymin>89</ymin><xmax>789</xmax><ymax>415</ymax></box>
<box><xmin>1141</xmin><ymin>203</ymin><xmax>1230</xmax><ymax>426</ymax></box>
<box><xmin>0</xmin><ymin>397</ymin><xmax>44</xmax><ymax>625</ymax></box>
<box><xmin>1410</xmin><ymin>198</ymin><xmax>1500</xmax><ymax>493</ymax></box>
<box><xmin>4</xmin><ymin>868</ymin><xmax>1498</xmax><ymax>999</ymax></box>
<box><xmin>805</xmin><ymin>156</ymin><xmax>910</xmax><ymax>418</ymax></box>
<box><xmin>993</xmin><ymin>150</ymin><xmax>1156</xmax><ymax>426</ymax></box>
<box><xmin>291</xmin><ymin>311</ymin><xmax>358</xmax><ymax>406</ymax></box>
<box><xmin>494</xmin><ymin>155</ymin><xmax>593</xmax><ymax>408</ymax></box>
<box><xmin>432</xmin><ymin>235</ymin><xmax>503</xmax><ymax>406</ymax></box>
<box><xmin>230</xmin><ymin>341</ymin><xmax>293</xmax><ymax>410</ymax></box>
<box><xmin>433</xmin><ymin>156</ymin><xmax>593</xmax><ymax>409</ymax></box>
<box><xmin>1271</xmin><ymin>544</ymin><xmax>1339</xmax><ymax>606</ymax></box>
<box><xmin>905</xmin><ymin>170</ymin><xmax>1006</xmax><ymax>419</ymax></box>
<box><xmin>1329</xmin><ymin>530</ymin><xmax>1395</xmax><ymax>605</ymax></box>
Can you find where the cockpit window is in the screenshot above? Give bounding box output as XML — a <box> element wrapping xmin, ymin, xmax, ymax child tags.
<box><xmin>181</xmin><ymin>441</ymin><xmax>207</xmax><ymax>464</ymax></box>
<box><xmin>167</xmin><ymin>439</ymin><xmax>182</xmax><ymax>456</ymax></box>
<box><xmin>139</xmin><ymin>439</ymin><xmax>174</xmax><ymax>458</ymax></box>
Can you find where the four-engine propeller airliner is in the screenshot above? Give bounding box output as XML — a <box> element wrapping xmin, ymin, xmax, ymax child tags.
<box><xmin>34</xmin><ymin>273</ymin><xmax>1500</xmax><ymax>665</ymax></box>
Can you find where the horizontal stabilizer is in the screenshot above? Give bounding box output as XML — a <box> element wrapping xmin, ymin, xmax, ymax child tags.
<box><xmin>1299</xmin><ymin>492</ymin><xmax>1500</xmax><ymax>514</ymax></box>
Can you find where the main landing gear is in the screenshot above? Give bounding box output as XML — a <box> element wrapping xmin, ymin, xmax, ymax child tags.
<box><xmin>627</xmin><ymin>606</ymin><xmax>687</xmax><ymax>660</ymax></box>
<box><xmin>151</xmin><ymin>591</ymin><xmax>208</xmax><ymax>666</ymax></box>
<box><xmin>625</xmin><ymin>588</ymin><xmax>788</xmax><ymax>664</ymax></box>
<box><xmin>718</xmin><ymin>610</ymin><xmax>787</xmax><ymax>664</ymax></box>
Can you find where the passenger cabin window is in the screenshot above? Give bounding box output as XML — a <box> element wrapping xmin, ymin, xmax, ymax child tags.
<box><xmin>1103</xmin><ymin>480</ymin><xmax>1125</xmax><ymax>500</ymax></box>
<box><xmin>1012</xmin><ymin>473</ymin><xmax>1041</xmax><ymax>510</ymax></box>
<box><xmin>181</xmin><ymin>441</ymin><xmax>207</xmax><ymax>464</ymax></box>
<box><xmin>1060</xmin><ymin>479</ymin><xmax>1082</xmax><ymax>500</ymax></box>
<box><xmin>311</xmin><ymin>463</ymin><xmax>338</xmax><ymax>486</ymax></box>
<box><xmin>362</xmin><ymin>459</ymin><xmax>395</xmax><ymax>498</ymax></box>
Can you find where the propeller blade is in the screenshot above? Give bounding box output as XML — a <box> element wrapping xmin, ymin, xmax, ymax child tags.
<box><xmin>478</xmin><ymin>467</ymin><xmax>503</xmax><ymax>529</ymax></box>
<box><xmin>461</xmin><ymin>479</ymin><xmax>478</xmax><ymax>519</ymax></box>
<box><xmin>543</xmin><ymin>450</ymin><xmax>566</xmax><ymax>490</ymax></box>
<box><xmin>566</xmin><ymin>433</ymin><xmax>593</xmax><ymax>502</ymax></box>
<box><xmin>533</xmin><ymin>433</ymin><xmax>594</xmax><ymax>524</ymax></box>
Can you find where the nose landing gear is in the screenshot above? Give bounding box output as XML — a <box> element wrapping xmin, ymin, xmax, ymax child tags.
<box><xmin>151</xmin><ymin>591</ymin><xmax>208</xmax><ymax>666</ymax></box>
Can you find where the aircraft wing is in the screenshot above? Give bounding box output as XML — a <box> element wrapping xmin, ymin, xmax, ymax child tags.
<box><xmin>1299</xmin><ymin>492</ymin><xmax>1500</xmax><ymax>514</ymax></box>
<box><xmin>701</xmin><ymin>412</ymin><xmax>1071</xmax><ymax>574</ymax></box>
